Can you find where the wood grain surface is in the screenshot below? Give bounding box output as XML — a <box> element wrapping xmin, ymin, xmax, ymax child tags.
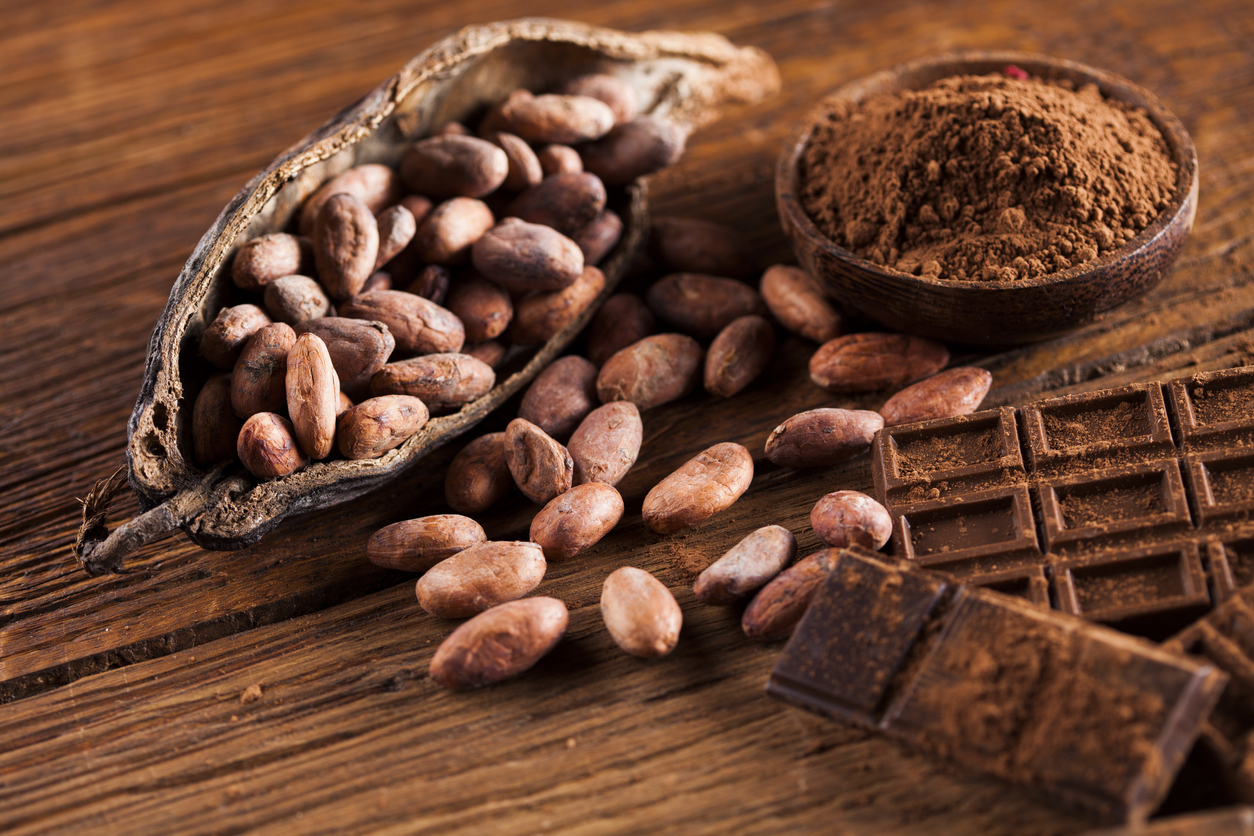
<box><xmin>2</xmin><ymin>0</ymin><xmax>1253</xmax><ymax>833</ymax></box>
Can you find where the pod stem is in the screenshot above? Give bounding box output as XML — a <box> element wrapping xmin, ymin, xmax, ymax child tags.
<box><xmin>74</xmin><ymin>467</ymin><xmax>180</xmax><ymax>576</ymax></box>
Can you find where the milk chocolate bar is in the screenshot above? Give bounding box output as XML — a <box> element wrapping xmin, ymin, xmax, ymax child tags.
<box><xmin>872</xmin><ymin>366</ymin><xmax>1254</xmax><ymax>636</ymax></box>
<box><xmin>1080</xmin><ymin>806</ymin><xmax>1254</xmax><ymax>835</ymax></box>
<box><xmin>766</xmin><ymin>546</ymin><xmax>1229</xmax><ymax>824</ymax></box>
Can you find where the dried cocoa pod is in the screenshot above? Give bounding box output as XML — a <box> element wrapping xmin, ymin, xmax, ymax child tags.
<box><xmin>370</xmin><ymin>353</ymin><xmax>495</xmax><ymax>412</ymax></box>
<box><xmin>810</xmin><ymin>490</ymin><xmax>892</xmax><ymax>550</ymax></box>
<box><xmin>538</xmin><ymin>144</ymin><xmax>583</xmax><ymax>176</ymax></box>
<box><xmin>880</xmin><ymin>367</ymin><xmax>993</xmax><ymax>427</ymax></box>
<box><xmin>505</xmin><ymin>172</ymin><xmax>606</xmax><ymax>236</ymax></box>
<box><xmin>337</xmin><ymin>395</ymin><xmax>430</xmax><ymax>460</ymax></box>
<box><xmin>232</xmin><ymin>232</ymin><xmax>306</xmax><ymax>291</ymax></box>
<box><xmin>232</xmin><ymin>322</ymin><xmax>297</xmax><ymax>418</ymax></box>
<box><xmin>741</xmin><ymin>549</ymin><xmax>838</xmax><ymax>642</ymax></box>
<box><xmin>601</xmin><ymin>566</ymin><xmax>682</xmax><ymax>658</ymax></box>
<box><xmin>596</xmin><ymin>333</ymin><xmax>703</xmax><ymax>409</ymax></box>
<box><xmin>587</xmin><ymin>294</ymin><xmax>655</xmax><ymax>367</ymax></box>
<box><xmin>294</xmin><ymin>317</ymin><xmax>395</xmax><ymax>401</ymax></box>
<box><xmin>809</xmin><ymin>332</ymin><xmax>949</xmax><ymax>393</ymax></box>
<box><xmin>373</xmin><ymin>204</ymin><xmax>418</xmax><ymax>270</ymax></box>
<box><xmin>444</xmin><ymin>272</ymin><xmax>513</xmax><ymax>343</ymax></box>
<box><xmin>518</xmin><ymin>355</ymin><xmax>599</xmax><ymax>440</ymax></box>
<box><xmin>649</xmin><ymin>217</ymin><xmax>754</xmax><ymax>281</ymax></box>
<box><xmin>429</xmin><ymin>597</ymin><xmax>568</xmax><ymax>690</ymax></box>
<box><xmin>510</xmin><ymin>265</ymin><xmax>606</xmax><ymax>346</ymax></box>
<box><xmin>642</xmin><ymin>442</ymin><xmax>753</xmax><ymax>534</ymax></box>
<box><xmin>759</xmin><ymin>264</ymin><xmax>843</xmax><ymax>343</ymax></box>
<box><xmin>490</xmin><ymin>132</ymin><xmax>544</xmax><ymax>191</ymax></box>
<box><xmin>530</xmin><ymin>482</ymin><xmax>624</xmax><ymax>560</ymax></box>
<box><xmin>504</xmin><ymin>418</ymin><xmax>574</xmax><ymax>504</ymax></box>
<box><xmin>500</xmin><ymin>92</ymin><xmax>616</xmax><ymax>144</ymax></box>
<box><xmin>366</xmin><ymin>514</ymin><xmax>486</xmax><ymax>573</ymax></box>
<box><xmin>237</xmin><ymin>412</ymin><xmax>308</xmax><ymax>479</ymax></box>
<box><xmin>286</xmin><ymin>332</ymin><xmax>340</xmax><ymax>460</ymax></box>
<box><xmin>445</xmin><ymin>432</ymin><xmax>513</xmax><ymax>514</ymax></box>
<box><xmin>568</xmin><ymin>401</ymin><xmax>642</xmax><ymax>487</ymax></box>
<box><xmin>263</xmin><ymin>275</ymin><xmax>330</xmax><ymax>325</ymax></box>
<box><xmin>763</xmin><ymin>407</ymin><xmax>884</xmax><ymax>468</ymax></box>
<box><xmin>556</xmin><ymin>74</ymin><xmax>639</xmax><ymax>124</ymax></box>
<box><xmin>298</xmin><ymin>163</ymin><xmax>403</xmax><ymax>236</ymax></box>
<box><xmin>400</xmin><ymin>135</ymin><xmax>509</xmax><ymax>199</ymax></box>
<box><xmin>647</xmin><ymin>273</ymin><xmax>767</xmax><ymax>339</ymax></box>
<box><xmin>471</xmin><ymin>218</ymin><xmax>584</xmax><ymax>293</ymax></box>
<box><xmin>339</xmin><ymin>289</ymin><xmax>465</xmax><ymax>356</ymax></box>
<box><xmin>314</xmin><ymin>193</ymin><xmax>380</xmax><ymax>300</ymax></box>
<box><xmin>415</xmin><ymin>540</ymin><xmax>547</xmax><ymax>618</ymax></box>
<box><xmin>411</xmin><ymin>197</ymin><xmax>495</xmax><ymax>265</ymax></box>
<box><xmin>200</xmin><ymin>304</ymin><xmax>271</xmax><ymax>369</ymax></box>
<box><xmin>573</xmin><ymin>210</ymin><xmax>622</xmax><ymax>266</ymax></box>
<box><xmin>704</xmin><ymin>314</ymin><xmax>775</xmax><ymax>398</ymax></box>
<box><xmin>405</xmin><ymin>264</ymin><xmax>451</xmax><ymax>304</ymax></box>
<box><xmin>462</xmin><ymin>339</ymin><xmax>508</xmax><ymax>369</ymax></box>
<box><xmin>694</xmin><ymin>524</ymin><xmax>796</xmax><ymax>605</ymax></box>
<box><xmin>192</xmin><ymin>373</ymin><xmax>242</xmax><ymax>466</ymax></box>
<box><xmin>580</xmin><ymin>116</ymin><xmax>686</xmax><ymax>186</ymax></box>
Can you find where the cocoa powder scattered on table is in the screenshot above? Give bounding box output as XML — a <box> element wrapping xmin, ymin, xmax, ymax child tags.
<box><xmin>800</xmin><ymin>72</ymin><xmax>1178</xmax><ymax>281</ymax></box>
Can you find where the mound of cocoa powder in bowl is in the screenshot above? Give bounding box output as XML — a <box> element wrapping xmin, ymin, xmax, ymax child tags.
<box><xmin>799</xmin><ymin>71</ymin><xmax>1178</xmax><ymax>281</ymax></box>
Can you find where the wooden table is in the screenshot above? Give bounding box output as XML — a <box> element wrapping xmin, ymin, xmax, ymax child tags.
<box><xmin>3</xmin><ymin>0</ymin><xmax>1252</xmax><ymax>832</ymax></box>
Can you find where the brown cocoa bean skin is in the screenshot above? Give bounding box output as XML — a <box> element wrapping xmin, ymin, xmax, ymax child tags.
<box><xmin>809</xmin><ymin>332</ymin><xmax>950</xmax><ymax>393</ymax></box>
<box><xmin>373</xmin><ymin>204</ymin><xmax>418</xmax><ymax>270</ymax></box>
<box><xmin>366</xmin><ymin>514</ymin><xmax>486</xmax><ymax>573</ymax></box>
<box><xmin>405</xmin><ymin>264</ymin><xmax>452</xmax><ymax>304</ymax></box>
<box><xmin>369</xmin><ymin>353</ymin><xmax>495</xmax><ymax>412</ymax></box>
<box><xmin>415</xmin><ymin>540</ymin><xmax>547</xmax><ymax>619</ymax></box>
<box><xmin>505</xmin><ymin>172</ymin><xmax>606</xmax><ymax>236</ymax></box>
<box><xmin>501</xmin><ymin>93</ymin><xmax>616</xmax><ymax>144</ymax></box>
<box><xmin>764</xmin><ymin>408</ymin><xmax>884</xmax><ymax>468</ymax></box>
<box><xmin>362</xmin><ymin>271</ymin><xmax>393</xmax><ymax>293</ymax></box>
<box><xmin>339</xmin><ymin>289</ymin><xmax>465</xmax><ymax>356</ymax></box>
<box><xmin>509</xmin><ymin>265</ymin><xmax>606</xmax><ymax>346</ymax></box>
<box><xmin>694</xmin><ymin>525</ymin><xmax>797</xmax><ymax>605</ymax></box>
<box><xmin>299</xmin><ymin>163</ymin><xmax>403</xmax><ymax>236</ymax></box>
<box><xmin>336</xmin><ymin>390</ymin><xmax>353</xmax><ymax>416</ymax></box>
<box><xmin>411</xmin><ymin>197</ymin><xmax>495</xmax><ymax>265</ymax></box>
<box><xmin>232</xmin><ymin>233</ymin><xmax>305</xmax><ymax>291</ymax></box>
<box><xmin>490</xmin><ymin>132</ymin><xmax>544</xmax><ymax>191</ymax></box>
<box><xmin>237</xmin><ymin>412</ymin><xmax>308</xmax><ymax>479</ymax></box>
<box><xmin>642</xmin><ymin>442</ymin><xmax>754</xmax><ymax>534</ymax></box>
<box><xmin>200</xmin><ymin>304</ymin><xmax>271</xmax><ymax>369</ymax></box>
<box><xmin>573</xmin><ymin>209</ymin><xmax>623</xmax><ymax>266</ymax></box>
<box><xmin>462</xmin><ymin>339</ymin><xmax>508</xmax><ymax>369</ymax></box>
<box><xmin>400</xmin><ymin>135</ymin><xmax>509</xmax><ymax>199</ymax></box>
<box><xmin>580</xmin><ymin>116</ymin><xmax>685</xmax><ymax>186</ymax></box>
<box><xmin>596</xmin><ymin>333</ymin><xmax>703</xmax><ymax>410</ymax></box>
<box><xmin>429</xmin><ymin>597</ymin><xmax>568</xmax><ymax>690</ymax></box>
<box><xmin>647</xmin><ymin>273</ymin><xmax>767</xmax><ymax>339</ymax></box>
<box><xmin>742</xmin><ymin>549</ymin><xmax>840</xmax><ymax>642</ymax></box>
<box><xmin>600</xmin><ymin>566</ymin><xmax>682</xmax><ymax>658</ymax></box>
<box><xmin>518</xmin><ymin>355</ymin><xmax>600</xmax><ymax>441</ymax></box>
<box><xmin>336</xmin><ymin>395</ymin><xmax>430</xmax><ymax>459</ymax></box>
<box><xmin>759</xmin><ymin>264</ymin><xmax>844</xmax><ymax>343</ymax></box>
<box><xmin>504</xmin><ymin>418</ymin><xmax>574</xmax><ymax>505</ymax></box>
<box><xmin>471</xmin><ymin>218</ymin><xmax>584</xmax><ymax>293</ymax></box>
<box><xmin>286</xmin><ymin>332</ymin><xmax>339</xmax><ymax>460</ymax></box>
<box><xmin>294</xmin><ymin>317</ymin><xmax>395</xmax><ymax>401</ymax></box>
<box><xmin>556</xmin><ymin>74</ymin><xmax>639</xmax><ymax>124</ymax></box>
<box><xmin>811</xmin><ymin>490</ymin><xmax>893</xmax><ymax>550</ymax></box>
<box><xmin>445</xmin><ymin>432</ymin><xmax>513</xmax><ymax>514</ymax></box>
<box><xmin>587</xmin><ymin>294</ymin><xmax>656</xmax><ymax>367</ymax></box>
<box><xmin>263</xmin><ymin>275</ymin><xmax>330</xmax><ymax>325</ymax></box>
<box><xmin>704</xmin><ymin>315</ymin><xmax>776</xmax><ymax>398</ymax></box>
<box><xmin>649</xmin><ymin>217</ymin><xmax>755</xmax><ymax>281</ymax></box>
<box><xmin>314</xmin><ymin>193</ymin><xmax>380</xmax><ymax>300</ymax></box>
<box><xmin>192</xmin><ymin>373</ymin><xmax>243</xmax><ymax>466</ymax></box>
<box><xmin>568</xmin><ymin>401</ymin><xmax>642</xmax><ymax>487</ymax></box>
<box><xmin>880</xmin><ymin>366</ymin><xmax>993</xmax><ymax>427</ymax></box>
<box><xmin>444</xmin><ymin>272</ymin><xmax>513</xmax><ymax>343</ymax></box>
<box><xmin>538</xmin><ymin>144</ymin><xmax>583</xmax><ymax>176</ymax></box>
<box><xmin>231</xmin><ymin>322</ymin><xmax>296</xmax><ymax>418</ymax></box>
<box><xmin>530</xmin><ymin>482</ymin><xmax>624</xmax><ymax>560</ymax></box>
<box><xmin>436</xmin><ymin>121</ymin><xmax>472</xmax><ymax>136</ymax></box>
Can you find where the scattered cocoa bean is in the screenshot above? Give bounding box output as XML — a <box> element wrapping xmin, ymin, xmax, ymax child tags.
<box><xmin>404</xmin><ymin>264</ymin><xmax>451</xmax><ymax>304</ymax></box>
<box><xmin>500</xmin><ymin>92</ymin><xmax>616</xmax><ymax>144</ymax></box>
<box><xmin>299</xmin><ymin>163</ymin><xmax>403</xmax><ymax>236</ymax></box>
<box><xmin>294</xmin><ymin>317</ymin><xmax>395</xmax><ymax>401</ymax></box>
<box><xmin>373</xmin><ymin>204</ymin><xmax>418</xmax><ymax>269</ymax></box>
<box><xmin>200</xmin><ymin>304</ymin><xmax>271</xmax><ymax>369</ymax></box>
<box><xmin>192</xmin><ymin>372</ymin><xmax>242</xmax><ymax>466</ymax></box>
<box><xmin>504</xmin><ymin>418</ymin><xmax>574</xmax><ymax>504</ymax></box>
<box><xmin>462</xmin><ymin>339</ymin><xmax>508</xmax><ymax>369</ymax></box>
<box><xmin>362</xmin><ymin>271</ymin><xmax>392</xmax><ymax>293</ymax></box>
<box><xmin>337</xmin><ymin>395</ymin><xmax>430</xmax><ymax>459</ymax></box>
<box><xmin>263</xmin><ymin>275</ymin><xmax>330</xmax><ymax>325</ymax></box>
<box><xmin>568</xmin><ymin>401</ymin><xmax>642</xmax><ymax>487</ymax></box>
<box><xmin>556</xmin><ymin>74</ymin><xmax>639</xmax><ymax>124</ymax></box>
<box><xmin>573</xmin><ymin>209</ymin><xmax>622</xmax><ymax>266</ymax></box>
<box><xmin>809</xmin><ymin>332</ymin><xmax>949</xmax><ymax>393</ymax></box>
<box><xmin>518</xmin><ymin>355</ymin><xmax>599</xmax><ymax>440</ymax></box>
<box><xmin>505</xmin><ymin>172</ymin><xmax>606</xmax><ymax>235</ymax></box>
<box><xmin>509</xmin><ymin>265</ymin><xmax>606</xmax><ymax>346</ymax></box>
<box><xmin>586</xmin><ymin>294</ymin><xmax>655</xmax><ymax>367</ymax></box>
<box><xmin>530</xmin><ymin>482</ymin><xmax>624</xmax><ymax>560</ymax></box>
<box><xmin>366</xmin><ymin>514</ymin><xmax>486</xmax><ymax>573</ymax></box>
<box><xmin>763</xmin><ymin>408</ymin><xmax>884</xmax><ymax>468</ymax></box>
<box><xmin>286</xmin><ymin>332</ymin><xmax>339</xmax><ymax>459</ymax></box>
<box><xmin>810</xmin><ymin>490</ymin><xmax>893</xmax><ymax>550</ymax></box>
<box><xmin>490</xmin><ymin>131</ymin><xmax>544</xmax><ymax>191</ymax></box>
<box><xmin>237</xmin><ymin>412</ymin><xmax>308</xmax><ymax>479</ymax></box>
<box><xmin>370</xmin><ymin>353</ymin><xmax>495</xmax><ymax>412</ymax></box>
<box><xmin>704</xmin><ymin>314</ymin><xmax>775</xmax><ymax>398</ymax></box>
<box><xmin>232</xmin><ymin>232</ymin><xmax>306</xmax><ymax>291</ymax></box>
<box><xmin>400</xmin><ymin>135</ymin><xmax>509</xmax><ymax>199</ymax></box>
<box><xmin>399</xmin><ymin>194</ymin><xmax>434</xmax><ymax>228</ymax></box>
<box><xmin>694</xmin><ymin>525</ymin><xmax>797</xmax><ymax>605</ymax></box>
<box><xmin>336</xmin><ymin>390</ymin><xmax>353</xmax><ymax>416</ymax></box>
<box><xmin>646</xmin><ymin>273</ymin><xmax>767</xmax><ymax>339</ymax></box>
<box><xmin>471</xmin><ymin>218</ymin><xmax>584</xmax><ymax>293</ymax></box>
<box><xmin>415</xmin><ymin>540</ymin><xmax>546</xmax><ymax>618</ymax></box>
<box><xmin>314</xmin><ymin>193</ymin><xmax>380</xmax><ymax>300</ymax></box>
<box><xmin>339</xmin><ymin>289</ymin><xmax>465</xmax><ymax>356</ymax></box>
<box><xmin>411</xmin><ymin>197</ymin><xmax>495</xmax><ymax>265</ymax></box>
<box><xmin>642</xmin><ymin>442</ymin><xmax>753</xmax><ymax>534</ymax></box>
<box><xmin>445</xmin><ymin>432</ymin><xmax>513</xmax><ymax>514</ymax></box>
<box><xmin>649</xmin><ymin>217</ymin><xmax>754</xmax><ymax>281</ymax></box>
<box><xmin>741</xmin><ymin>549</ymin><xmax>839</xmax><ymax>642</ymax></box>
<box><xmin>600</xmin><ymin>567</ymin><xmax>682</xmax><ymax>658</ymax></box>
<box><xmin>880</xmin><ymin>366</ymin><xmax>993</xmax><ymax>427</ymax></box>
<box><xmin>596</xmin><ymin>333</ymin><xmax>702</xmax><ymax>410</ymax></box>
<box><xmin>759</xmin><ymin>264</ymin><xmax>843</xmax><ymax>343</ymax></box>
<box><xmin>429</xmin><ymin>597</ymin><xmax>568</xmax><ymax>690</ymax></box>
<box><xmin>444</xmin><ymin>272</ymin><xmax>513</xmax><ymax>343</ymax></box>
<box><xmin>231</xmin><ymin>322</ymin><xmax>296</xmax><ymax>418</ymax></box>
<box><xmin>580</xmin><ymin>116</ymin><xmax>685</xmax><ymax>186</ymax></box>
<box><xmin>537</xmin><ymin>144</ymin><xmax>583</xmax><ymax>176</ymax></box>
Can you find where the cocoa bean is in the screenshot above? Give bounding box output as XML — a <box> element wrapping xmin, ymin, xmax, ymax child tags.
<box><xmin>568</xmin><ymin>401</ymin><xmax>642</xmax><ymax>487</ymax></box>
<box><xmin>504</xmin><ymin>418</ymin><xmax>574</xmax><ymax>505</ymax></box>
<box><xmin>509</xmin><ymin>265</ymin><xmax>606</xmax><ymax>346</ymax></box>
<box><xmin>192</xmin><ymin>372</ymin><xmax>242</xmax><ymax>466</ymax></box>
<box><xmin>556</xmin><ymin>74</ymin><xmax>639</xmax><ymax>124</ymax></box>
<box><xmin>263</xmin><ymin>275</ymin><xmax>330</xmax><ymax>325</ymax></box>
<box><xmin>339</xmin><ymin>289</ymin><xmax>465</xmax><ymax>356</ymax></box>
<box><xmin>337</xmin><ymin>395</ymin><xmax>430</xmax><ymax>459</ymax></box>
<box><xmin>415</xmin><ymin>540</ymin><xmax>547</xmax><ymax>618</ymax></box>
<box><xmin>504</xmin><ymin>172</ymin><xmax>606</xmax><ymax>235</ymax></box>
<box><xmin>642</xmin><ymin>442</ymin><xmax>753</xmax><ymax>534</ymax></box>
<box><xmin>286</xmin><ymin>332</ymin><xmax>340</xmax><ymax>459</ymax></box>
<box><xmin>471</xmin><ymin>218</ymin><xmax>584</xmax><ymax>293</ymax></box>
<box><xmin>445</xmin><ymin>432</ymin><xmax>513</xmax><ymax>514</ymax></box>
<box><xmin>429</xmin><ymin>597</ymin><xmax>568</xmax><ymax>690</ymax></box>
<box><xmin>362</xmin><ymin>271</ymin><xmax>392</xmax><ymax>293</ymax></box>
<box><xmin>294</xmin><ymin>317</ymin><xmax>395</xmax><ymax>401</ymax></box>
<box><xmin>366</xmin><ymin>514</ymin><xmax>486</xmax><ymax>573</ymax></box>
<box><xmin>200</xmin><ymin>304</ymin><xmax>271</xmax><ymax>369</ymax></box>
<box><xmin>232</xmin><ymin>232</ymin><xmax>306</xmax><ymax>291</ymax></box>
<box><xmin>811</xmin><ymin>490</ymin><xmax>893</xmax><ymax>550</ymax></box>
<box><xmin>763</xmin><ymin>407</ymin><xmax>884</xmax><ymax>468</ymax></box>
<box><xmin>336</xmin><ymin>391</ymin><xmax>353</xmax><ymax>416</ymax></box>
<box><xmin>596</xmin><ymin>333</ymin><xmax>702</xmax><ymax>410</ymax></box>
<box><xmin>573</xmin><ymin>209</ymin><xmax>622</xmax><ymax>266</ymax></box>
<box><xmin>444</xmin><ymin>272</ymin><xmax>513</xmax><ymax>343</ymax></box>
<box><xmin>518</xmin><ymin>355</ymin><xmax>599</xmax><ymax>440</ymax></box>
<box><xmin>370</xmin><ymin>353</ymin><xmax>495</xmax><ymax>412</ymax></box>
<box><xmin>314</xmin><ymin>193</ymin><xmax>380</xmax><ymax>300</ymax></box>
<box><xmin>880</xmin><ymin>367</ymin><xmax>993</xmax><ymax>427</ymax></box>
<box><xmin>537</xmin><ymin>144</ymin><xmax>583</xmax><ymax>176</ymax></box>
<box><xmin>411</xmin><ymin>197</ymin><xmax>495</xmax><ymax>265</ymax></box>
<box><xmin>399</xmin><ymin>194</ymin><xmax>434</xmax><ymax>228</ymax></box>
<box><xmin>759</xmin><ymin>264</ymin><xmax>843</xmax><ymax>343</ymax></box>
<box><xmin>530</xmin><ymin>482</ymin><xmax>624</xmax><ymax>560</ymax></box>
<box><xmin>298</xmin><ymin>163</ymin><xmax>403</xmax><ymax>236</ymax></box>
<box><xmin>647</xmin><ymin>273</ymin><xmax>767</xmax><ymax>339</ymax></box>
<box><xmin>809</xmin><ymin>332</ymin><xmax>949</xmax><ymax>393</ymax></box>
<box><xmin>500</xmin><ymin>92</ymin><xmax>616</xmax><ymax>144</ymax></box>
<box><xmin>600</xmin><ymin>567</ymin><xmax>682</xmax><ymax>658</ymax></box>
<box><xmin>373</xmin><ymin>204</ymin><xmax>418</xmax><ymax>270</ymax></box>
<box><xmin>704</xmin><ymin>314</ymin><xmax>775</xmax><ymax>398</ymax></box>
<box><xmin>462</xmin><ymin>339</ymin><xmax>508</xmax><ymax>369</ymax></box>
<box><xmin>404</xmin><ymin>264</ymin><xmax>451</xmax><ymax>304</ymax></box>
<box><xmin>237</xmin><ymin>412</ymin><xmax>308</xmax><ymax>479</ymax></box>
<box><xmin>694</xmin><ymin>525</ymin><xmax>796</xmax><ymax>604</ymax></box>
<box><xmin>399</xmin><ymin>135</ymin><xmax>509</xmax><ymax>199</ymax></box>
<box><xmin>741</xmin><ymin>549</ymin><xmax>839</xmax><ymax>642</ymax></box>
<box><xmin>586</xmin><ymin>294</ymin><xmax>655</xmax><ymax>367</ymax></box>
<box><xmin>580</xmin><ymin>116</ymin><xmax>685</xmax><ymax>186</ymax></box>
<box><xmin>231</xmin><ymin>322</ymin><xmax>296</xmax><ymax>418</ymax></box>
<box><xmin>490</xmin><ymin>132</ymin><xmax>544</xmax><ymax>191</ymax></box>
<box><xmin>436</xmin><ymin>121</ymin><xmax>471</xmax><ymax>136</ymax></box>
<box><xmin>649</xmin><ymin>216</ymin><xmax>754</xmax><ymax>281</ymax></box>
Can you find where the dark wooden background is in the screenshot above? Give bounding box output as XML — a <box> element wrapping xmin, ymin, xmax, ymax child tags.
<box><xmin>3</xmin><ymin>0</ymin><xmax>1252</xmax><ymax>833</ymax></box>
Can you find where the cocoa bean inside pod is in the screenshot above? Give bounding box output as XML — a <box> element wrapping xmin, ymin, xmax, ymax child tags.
<box><xmin>509</xmin><ymin>265</ymin><xmax>606</xmax><ymax>347</ymax></box>
<box><xmin>429</xmin><ymin>597</ymin><xmax>569</xmax><ymax>690</ymax></box>
<box><xmin>337</xmin><ymin>395</ymin><xmax>430</xmax><ymax>460</ymax></box>
<box><xmin>573</xmin><ymin>209</ymin><xmax>623</xmax><ymax>266</ymax></box>
<box><xmin>237</xmin><ymin>412</ymin><xmax>308</xmax><ymax>480</ymax></box>
<box><xmin>580</xmin><ymin>116</ymin><xmax>687</xmax><ymax>186</ymax></box>
<box><xmin>443</xmin><ymin>272</ymin><xmax>514</xmax><ymax>344</ymax></box>
<box><xmin>410</xmin><ymin>197</ymin><xmax>496</xmax><ymax>266</ymax></box>
<box><xmin>642</xmin><ymin>441</ymin><xmax>754</xmax><ymax>534</ymax></box>
<box><xmin>490</xmin><ymin>132</ymin><xmax>544</xmax><ymax>192</ymax></box>
<box><xmin>293</xmin><ymin>317</ymin><xmax>395</xmax><ymax>402</ymax></box>
<box><xmin>537</xmin><ymin>144</ymin><xmax>583</xmax><ymax>176</ymax></box>
<box><xmin>200</xmin><ymin>304</ymin><xmax>271</xmax><ymax>370</ymax></box>
<box><xmin>471</xmin><ymin>218</ymin><xmax>584</xmax><ymax>294</ymax></box>
<box><xmin>192</xmin><ymin>373</ymin><xmax>243</xmax><ymax>467</ymax></box>
<box><xmin>298</xmin><ymin>163</ymin><xmax>403</xmax><ymax>237</ymax></box>
<box><xmin>286</xmin><ymin>332</ymin><xmax>340</xmax><ymax>460</ymax></box>
<box><xmin>314</xmin><ymin>193</ymin><xmax>381</xmax><ymax>301</ymax></box>
<box><xmin>505</xmin><ymin>172</ymin><xmax>607</xmax><ymax>236</ymax></box>
<box><xmin>263</xmin><ymin>275</ymin><xmax>331</xmax><ymax>325</ymax></box>
<box><xmin>366</xmin><ymin>514</ymin><xmax>486</xmax><ymax>573</ymax></box>
<box><xmin>555</xmin><ymin>74</ymin><xmax>640</xmax><ymax>124</ymax></box>
<box><xmin>232</xmin><ymin>232</ymin><xmax>306</xmax><ymax>292</ymax></box>
<box><xmin>500</xmin><ymin>92</ymin><xmax>616</xmax><ymax>144</ymax></box>
<box><xmin>338</xmin><ymin>289</ymin><xmax>465</xmax><ymax>357</ymax></box>
<box><xmin>415</xmin><ymin>540</ymin><xmax>547</xmax><ymax>619</ymax></box>
<box><xmin>373</xmin><ymin>204</ymin><xmax>418</xmax><ymax>270</ymax></box>
<box><xmin>231</xmin><ymin>322</ymin><xmax>297</xmax><ymax>419</ymax></box>
<box><xmin>399</xmin><ymin>135</ymin><xmax>509</xmax><ymax>199</ymax></box>
<box><xmin>370</xmin><ymin>353</ymin><xmax>496</xmax><ymax>413</ymax></box>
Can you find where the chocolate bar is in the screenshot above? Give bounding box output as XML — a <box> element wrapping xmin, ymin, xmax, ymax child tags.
<box><xmin>766</xmin><ymin>546</ymin><xmax>1229</xmax><ymax>824</ymax></box>
<box><xmin>1079</xmin><ymin>806</ymin><xmax>1254</xmax><ymax>835</ymax></box>
<box><xmin>872</xmin><ymin>366</ymin><xmax>1254</xmax><ymax>637</ymax></box>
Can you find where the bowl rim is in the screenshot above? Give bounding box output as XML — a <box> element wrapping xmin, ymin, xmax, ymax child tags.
<box><xmin>777</xmin><ymin>49</ymin><xmax>1199</xmax><ymax>293</ymax></box>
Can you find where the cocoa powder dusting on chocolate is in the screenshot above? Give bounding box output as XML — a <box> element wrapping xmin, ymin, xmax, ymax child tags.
<box><xmin>801</xmin><ymin>73</ymin><xmax>1177</xmax><ymax>281</ymax></box>
<box><xmin>897</xmin><ymin>427</ymin><xmax>1002</xmax><ymax>476</ymax></box>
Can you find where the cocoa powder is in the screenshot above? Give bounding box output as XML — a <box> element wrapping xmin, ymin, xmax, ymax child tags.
<box><xmin>800</xmin><ymin>72</ymin><xmax>1178</xmax><ymax>281</ymax></box>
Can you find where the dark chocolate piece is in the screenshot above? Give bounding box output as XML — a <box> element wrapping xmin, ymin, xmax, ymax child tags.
<box><xmin>1080</xmin><ymin>806</ymin><xmax>1254</xmax><ymax>835</ymax></box>
<box><xmin>767</xmin><ymin>546</ymin><xmax>1228</xmax><ymax>824</ymax></box>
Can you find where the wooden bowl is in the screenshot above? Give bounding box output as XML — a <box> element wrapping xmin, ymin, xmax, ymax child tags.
<box><xmin>776</xmin><ymin>51</ymin><xmax>1198</xmax><ymax>346</ymax></box>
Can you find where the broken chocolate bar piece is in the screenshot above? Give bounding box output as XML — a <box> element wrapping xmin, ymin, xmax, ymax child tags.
<box><xmin>767</xmin><ymin>546</ymin><xmax>1228</xmax><ymax>824</ymax></box>
<box><xmin>1079</xmin><ymin>806</ymin><xmax>1254</xmax><ymax>835</ymax></box>
<box><xmin>872</xmin><ymin>366</ymin><xmax>1254</xmax><ymax>636</ymax></box>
